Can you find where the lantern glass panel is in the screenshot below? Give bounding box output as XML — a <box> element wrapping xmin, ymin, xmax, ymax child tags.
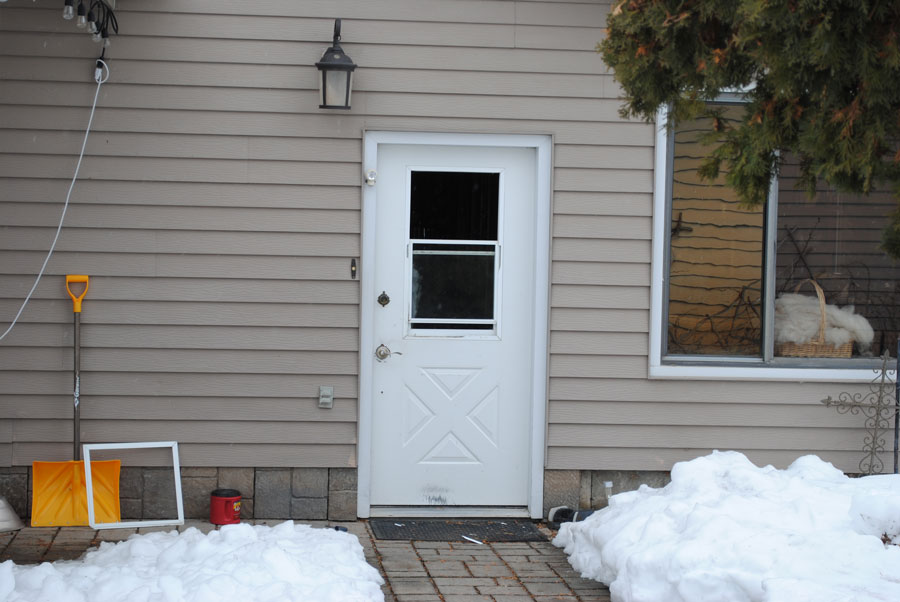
<box><xmin>321</xmin><ymin>71</ymin><xmax>352</xmax><ymax>108</ymax></box>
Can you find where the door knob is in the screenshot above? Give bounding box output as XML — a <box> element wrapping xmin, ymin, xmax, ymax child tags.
<box><xmin>375</xmin><ymin>344</ymin><xmax>402</xmax><ymax>361</ymax></box>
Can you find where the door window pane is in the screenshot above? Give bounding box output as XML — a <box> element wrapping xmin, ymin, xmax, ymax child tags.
<box><xmin>410</xmin><ymin>171</ymin><xmax>499</xmax><ymax>240</ymax></box>
<box><xmin>411</xmin><ymin>247</ymin><xmax>495</xmax><ymax>320</ymax></box>
<box><xmin>667</xmin><ymin>104</ymin><xmax>765</xmax><ymax>356</ymax></box>
<box><xmin>408</xmin><ymin>171</ymin><xmax>500</xmax><ymax>332</ymax></box>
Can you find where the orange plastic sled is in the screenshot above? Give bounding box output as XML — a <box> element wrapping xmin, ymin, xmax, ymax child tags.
<box><xmin>31</xmin><ymin>460</ymin><xmax>121</xmax><ymax>527</ymax></box>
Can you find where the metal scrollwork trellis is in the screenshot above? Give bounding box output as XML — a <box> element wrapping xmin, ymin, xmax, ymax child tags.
<box><xmin>821</xmin><ymin>350</ymin><xmax>899</xmax><ymax>475</ymax></box>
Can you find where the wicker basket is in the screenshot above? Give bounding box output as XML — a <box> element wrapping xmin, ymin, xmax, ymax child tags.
<box><xmin>775</xmin><ymin>279</ymin><xmax>853</xmax><ymax>358</ymax></box>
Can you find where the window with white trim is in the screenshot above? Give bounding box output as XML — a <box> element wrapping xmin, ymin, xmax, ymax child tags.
<box><xmin>654</xmin><ymin>101</ymin><xmax>899</xmax><ymax>373</ymax></box>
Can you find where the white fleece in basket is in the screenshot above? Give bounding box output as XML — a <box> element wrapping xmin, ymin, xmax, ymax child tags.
<box><xmin>774</xmin><ymin>293</ymin><xmax>874</xmax><ymax>351</ymax></box>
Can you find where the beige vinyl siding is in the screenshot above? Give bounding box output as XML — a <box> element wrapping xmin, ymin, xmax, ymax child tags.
<box><xmin>0</xmin><ymin>0</ymin><xmax>874</xmax><ymax>475</ymax></box>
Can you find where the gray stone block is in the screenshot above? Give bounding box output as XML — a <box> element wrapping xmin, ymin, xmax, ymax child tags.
<box><xmin>542</xmin><ymin>470</ymin><xmax>580</xmax><ymax>517</ymax></box>
<box><xmin>180</xmin><ymin>467</ymin><xmax>217</xmax><ymax>478</ymax></box>
<box><xmin>254</xmin><ymin>469</ymin><xmax>291</xmax><ymax>518</ymax></box>
<box><xmin>240</xmin><ymin>498</ymin><xmax>254</xmax><ymax>519</ymax></box>
<box><xmin>120</xmin><ymin>497</ymin><xmax>142</xmax><ymax>519</ymax></box>
<box><xmin>119</xmin><ymin>467</ymin><xmax>142</xmax><ymax>499</ymax></box>
<box><xmin>291</xmin><ymin>496</ymin><xmax>328</xmax><ymax>520</ymax></box>
<box><xmin>142</xmin><ymin>468</ymin><xmax>178</xmax><ymax>519</ymax></box>
<box><xmin>218</xmin><ymin>467</ymin><xmax>254</xmax><ymax>497</ymax></box>
<box><xmin>328</xmin><ymin>468</ymin><xmax>357</xmax><ymax>492</ymax></box>
<box><xmin>182</xmin><ymin>476</ymin><xmax>218</xmax><ymax>519</ymax></box>
<box><xmin>0</xmin><ymin>471</ymin><xmax>28</xmax><ymax>519</ymax></box>
<box><xmin>292</xmin><ymin>468</ymin><xmax>328</xmax><ymax>497</ymax></box>
<box><xmin>590</xmin><ymin>470</ymin><xmax>670</xmax><ymax>508</ymax></box>
<box><xmin>327</xmin><ymin>490</ymin><xmax>356</xmax><ymax>520</ymax></box>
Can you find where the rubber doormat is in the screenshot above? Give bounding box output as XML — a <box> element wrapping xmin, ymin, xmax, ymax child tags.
<box><xmin>369</xmin><ymin>518</ymin><xmax>547</xmax><ymax>542</ymax></box>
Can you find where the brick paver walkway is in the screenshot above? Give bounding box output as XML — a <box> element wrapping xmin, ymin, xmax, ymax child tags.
<box><xmin>1</xmin><ymin>520</ymin><xmax>612</xmax><ymax>602</ymax></box>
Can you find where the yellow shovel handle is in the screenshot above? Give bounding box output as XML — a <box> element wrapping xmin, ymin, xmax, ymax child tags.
<box><xmin>66</xmin><ymin>274</ymin><xmax>90</xmax><ymax>313</ymax></box>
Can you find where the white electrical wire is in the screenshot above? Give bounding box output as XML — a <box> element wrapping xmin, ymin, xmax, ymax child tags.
<box><xmin>0</xmin><ymin>59</ymin><xmax>109</xmax><ymax>342</ymax></box>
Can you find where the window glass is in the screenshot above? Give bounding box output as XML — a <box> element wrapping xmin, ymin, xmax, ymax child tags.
<box><xmin>410</xmin><ymin>171</ymin><xmax>499</xmax><ymax>240</ymax></box>
<box><xmin>411</xmin><ymin>245</ymin><xmax>495</xmax><ymax>321</ymax></box>
<box><xmin>667</xmin><ymin>104</ymin><xmax>765</xmax><ymax>356</ymax></box>
<box><xmin>775</xmin><ymin>156</ymin><xmax>898</xmax><ymax>358</ymax></box>
<box><xmin>664</xmin><ymin>102</ymin><xmax>900</xmax><ymax>363</ymax></box>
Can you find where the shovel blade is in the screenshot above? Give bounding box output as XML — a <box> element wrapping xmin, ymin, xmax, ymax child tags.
<box><xmin>31</xmin><ymin>460</ymin><xmax>121</xmax><ymax>527</ymax></box>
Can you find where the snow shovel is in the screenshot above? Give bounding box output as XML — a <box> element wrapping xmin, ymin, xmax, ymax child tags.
<box><xmin>30</xmin><ymin>275</ymin><xmax>121</xmax><ymax>526</ymax></box>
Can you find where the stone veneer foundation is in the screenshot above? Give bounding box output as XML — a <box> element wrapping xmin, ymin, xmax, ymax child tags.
<box><xmin>0</xmin><ymin>466</ymin><xmax>358</xmax><ymax>522</ymax></box>
<box><xmin>1</xmin><ymin>467</ymin><xmax>671</xmax><ymax>521</ymax></box>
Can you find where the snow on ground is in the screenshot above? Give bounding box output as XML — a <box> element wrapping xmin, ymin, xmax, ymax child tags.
<box><xmin>554</xmin><ymin>451</ymin><xmax>900</xmax><ymax>602</ymax></box>
<box><xmin>0</xmin><ymin>520</ymin><xmax>384</xmax><ymax>602</ymax></box>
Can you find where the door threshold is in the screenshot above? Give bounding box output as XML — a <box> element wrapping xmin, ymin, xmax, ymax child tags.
<box><xmin>369</xmin><ymin>506</ymin><xmax>531</xmax><ymax>518</ymax></box>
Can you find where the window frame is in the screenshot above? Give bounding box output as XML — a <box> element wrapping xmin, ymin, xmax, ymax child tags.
<box><xmin>650</xmin><ymin>104</ymin><xmax>884</xmax><ymax>382</ymax></box>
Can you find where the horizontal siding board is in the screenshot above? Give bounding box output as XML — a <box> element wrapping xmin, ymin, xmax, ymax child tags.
<box><xmin>550</xmin><ymin>378</ymin><xmax>859</xmax><ymax>404</ymax></box>
<box><xmin>556</xmin><ymin>145</ymin><xmax>654</xmax><ymax>170</ymax></box>
<box><xmin>1</xmin><ymin>276</ymin><xmax>360</xmax><ymax>305</ymax></box>
<box><xmin>553</xmin><ymin>239</ymin><xmax>651</xmax><ymax>262</ymax></box>
<box><xmin>13</xmin><ymin>442</ymin><xmax>357</xmax><ymax>467</ymax></box>
<box><xmin>548</xmin><ymin>425</ymin><xmax>864</xmax><ymax>451</ymax></box>
<box><xmin>0</xmin><ymin>445</ymin><xmax>10</xmax><ymax>465</ymax></box>
<box><xmin>0</xmin><ymin>129</ymin><xmax>361</xmax><ymax>162</ymax></box>
<box><xmin>551</xmin><ymin>308</ymin><xmax>648</xmax><ymax>333</ymax></box>
<box><xmin>0</xmin><ymin>154</ymin><xmax>360</xmax><ymax>186</ymax></box>
<box><xmin>2</xmin><ymin>251</ymin><xmax>355</xmax><ymax>280</ymax></box>
<box><xmin>555</xmin><ymin>168</ymin><xmax>653</xmax><ymax>193</ymax></box>
<box><xmin>0</xmin><ymin>396</ymin><xmax>358</xmax><ymax>421</ymax></box>
<box><xmin>550</xmin><ymin>331</ymin><xmax>649</xmax><ymax>355</ymax></box>
<box><xmin>0</xmin><ymin>324</ymin><xmax>358</xmax><ymax>351</ymax></box>
<box><xmin>516</xmin><ymin>2</ymin><xmax>608</xmax><ymax>26</ymax></box>
<box><xmin>512</xmin><ymin>25</ymin><xmax>606</xmax><ymax>51</ymax></box>
<box><xmin>0</xmin><ymin>11</ymin><xmax>518</xmax><ymax>46</ymax></box>
<box><xmin>553</xmin><ymin>192</ymin><xmax>652</xmax><ymax>217</ymax></box>
<box><xmin>0</xmin><ymin>82</ymin><xmax>626</xmax><ymax>122</ymax></box>
<box><xmin>0</xmin><ymin>372</ymin><xmax>359</xmax><ymax>398</ymax></box>
<box><xmin>1</xmin><ymin>61</ymin><xmax>614</xmax><ymax>99</ymax></box>
<box><xmin>1</xmin><ymin>228</ymin><xmax>360</xmax><ymax>257</ymax></box>
<box><xmin>0</xmin><ymin>300</ymin><xmax>360</xmax><ymax>328</ymax></box>
<box><xmin>121</xmin><ymin>2</ymin><xmax>518</xmax><ymax>26</ymax></box>
<box><xmin>0</xmin><ymin>179</ymin><xmax>360</xmax><ymax>210</ymax></box>
<box><xmin>549</xmin><ymin>401</ymin><xmax>863</xmax><ymax>428</ymax></box>
<box><xmin>552</xmin><ymin>261</ymin><xmax>650</xmax><ymax>286</ymax></box>
<box><xmin>0</xmin><ymin>348</ymin><xmax>358</xmax><ymax>374</ymax></box>
<box><xmin>0</xmin><ymin>107</ymin><xmax>651</xmax><ymax>146</ymax></box>
<box><xmin>14</xmin><ymin>419</ymin><xmax>357</xmax><ymax>444</ymax></box>
<box><xmin>0</xmin><ymin>37</ymin><xmax>610</xmax><ymax>75</ymax></box>
<box><xmin>550</xmin><ymin>355</ymin><xmax>647</xmax><ymax>378</ymax></box>
<box><xmin>553</xmin><ymin>215</ymin><xmax>651</xmax><ymax>240</ymax></box>
<box><xmin>551</xmin><ymin>285</ymin><xmax>649</xmax><ymax>309</ymax></box>
<box><xmin>0</xmin><ymin>204</ymin><xmax>360</xmax><ymax>233</ymax></box>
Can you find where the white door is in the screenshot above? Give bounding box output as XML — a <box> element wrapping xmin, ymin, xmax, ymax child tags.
<box><xmin>366</xmin><ymin>140</ymin><xmax>544</xmax><ymax>513</ymax></box>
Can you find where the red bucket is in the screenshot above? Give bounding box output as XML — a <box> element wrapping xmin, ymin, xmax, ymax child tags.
<box><xmin>210</xmin><ymin>488</ymin><xmax>242</xmax><ymax>525</ymax></box>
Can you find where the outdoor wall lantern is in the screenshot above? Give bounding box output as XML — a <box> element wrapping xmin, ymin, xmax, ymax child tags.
<box><xmin>316</xmin><ymin>19</ymin><xmax>356</xmax><ymax>110</ymax></box>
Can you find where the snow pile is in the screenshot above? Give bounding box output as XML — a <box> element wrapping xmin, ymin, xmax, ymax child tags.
<box><xmin>554</xmin><ymin>451</ymin><xmax>900</xmax><ymax>602</ymax></box>
<box><xmin>774</xmin><ymin>292</ymin><xmax>873</xmax><ymax>350</ymax></box>
<box><xmin>0</xmin><ymin>521</ymin><xmax>384</xmax><ymax>602</ymax></box>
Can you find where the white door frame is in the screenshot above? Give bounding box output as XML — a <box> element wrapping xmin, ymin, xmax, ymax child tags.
<box><xmin>358</xmin><ymin>131</ymin><xmax>551</xmax><ymax>519</ymax></box>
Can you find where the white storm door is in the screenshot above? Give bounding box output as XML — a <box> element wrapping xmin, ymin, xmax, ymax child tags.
<box><xmin>369</xmin><ymin>143</ymin><xmax>539</xmax><ymax>510</ymax></box>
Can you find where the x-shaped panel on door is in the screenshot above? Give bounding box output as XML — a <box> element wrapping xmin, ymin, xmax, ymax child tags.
<box><xmin>400</xmin><ymin>366</ymin><xmax>500</xmax><ymax>465</ymax></box>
